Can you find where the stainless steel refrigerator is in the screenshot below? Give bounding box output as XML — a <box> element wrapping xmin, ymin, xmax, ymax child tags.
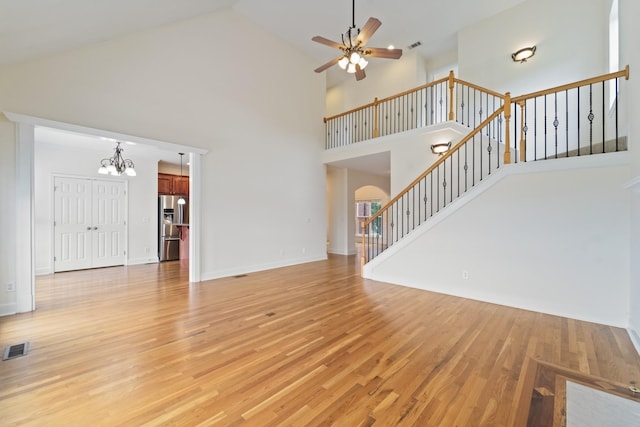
<box><xmin>158</xmin><ymin>195</ymin><xmax>189</xmax><ymax>261</ymax></box>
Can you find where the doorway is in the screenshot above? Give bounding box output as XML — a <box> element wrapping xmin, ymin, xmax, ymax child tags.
<box><xmin>8</xmin><ymin>112</ymin><xmax>207</xmax><ymax>313</ymax></box>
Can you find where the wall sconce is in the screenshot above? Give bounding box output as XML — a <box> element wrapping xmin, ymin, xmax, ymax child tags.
<box><xmin>512</xmin><ymin>46</ymin><xmax>536</xmax><ymax>63</ymax></box>
<box><xmin>431</xmin><ymin>142</ymin><xmax>452</xmax><ymax>155</ymax></box>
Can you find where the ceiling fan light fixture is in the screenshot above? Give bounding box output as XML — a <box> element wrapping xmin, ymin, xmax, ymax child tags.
<box><xmin>338</xmin><ymin>56</ymin><xmax>349</xmax><ymax>69</ymax></box>
<box><xmin>358</xmin><ymin>57</ymin><xmax>368</xmax><ymax>69</ymax></box>
<box><xmin>347</xmin><ymin>63</ymin><xmax>357</xmax><ymax>73</ymax></box>
<box><xmin>349</xmin><ymin>51</ymin><xmax>361</xmax><ymax>64</ymax></box>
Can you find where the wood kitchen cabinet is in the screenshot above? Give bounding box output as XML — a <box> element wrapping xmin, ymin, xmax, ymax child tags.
<box><xmin>158</xmin><ymin>173</ymin><xmax>189</xmax><ymax>196</ymax></box>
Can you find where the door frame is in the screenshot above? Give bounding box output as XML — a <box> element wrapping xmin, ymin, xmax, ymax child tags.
<box><xmin>6</xmin><ymin>111</ymin><xmax>208</xmax><ymax>313</ymax></box>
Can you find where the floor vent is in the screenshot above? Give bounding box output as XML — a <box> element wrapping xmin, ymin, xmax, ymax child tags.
<box><xmin>2</xmin><ymin>342</ymin><xmax>29</xmax><ymax>361</ymax></box>
<box><xmin>265</xmin><ymin>312</ymin><xmax>276</xmax><ymax>317</ymax></box>
<box><xmin>234</xmin><ymin>274</ymin><xmax>248</xmax><ymax>278</ymax></box>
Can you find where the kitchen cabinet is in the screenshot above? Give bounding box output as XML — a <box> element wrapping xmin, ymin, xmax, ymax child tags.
<box><xmin>158</xmin><ymin>173</ymin><xmax>189</xmax><ymax>196</ymax></box>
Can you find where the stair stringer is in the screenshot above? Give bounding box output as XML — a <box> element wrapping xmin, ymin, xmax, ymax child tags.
<box><xmin>363</xmin><ymin>151</ymin><xmax>631</xmax><ymax>327</ymax></box>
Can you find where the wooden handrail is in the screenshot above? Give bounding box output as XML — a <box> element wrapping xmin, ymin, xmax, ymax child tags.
<box><xmin>364</xmin><ymin>106</ymin><xmax>504</xmax><ymax>227</ymax></box>
<box><xmin>453</xmin><ymin>78</ymin><xmax>506</xmax><ymax>99</ymax></box>
<box><xmin>511</xmin><ymin>65</ymin><xmax>630</xmax><ymax>103</ymax></box>
<box><xmin>323</xmin><ymin>76</ymin><xmax>449</xmax><ymax>122</ymax></box>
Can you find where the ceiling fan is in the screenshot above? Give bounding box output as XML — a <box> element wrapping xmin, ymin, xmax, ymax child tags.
<box><xmin>312</xmin><ymin>0</ymin><xmax>403</xmax><ymax>81</ymax></box>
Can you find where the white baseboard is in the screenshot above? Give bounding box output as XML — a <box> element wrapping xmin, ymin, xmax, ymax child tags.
<box><xmin>200</xmin><ymin>255</ymin><xmax>327</xmax><ymax>282</ymax></box>
<box><xmin>327</xmin><ymin>248</ymin><xmax>357</xmax><ymax>256</ymax></box>
<box><xmin>36</xmin><ymin>267</ymin><xmax>52</xmax><ymax>276</ymax></box>
<box><xmin>127</xmin><ymin>257</ymin><xmax>159</xmax><ymax>266</ymax></box>
<box><xmin>0</xmin><ymin>303</ymin><xmax>17</xmax><ymax>317</ymax></box>
<box><xmin>628</xmin><ymin>328</ymin><xmax>640</xmax><ymax>357</ymax></box>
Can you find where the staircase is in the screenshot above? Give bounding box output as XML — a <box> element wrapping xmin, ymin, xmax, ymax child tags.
<box><xmin>323</xmin><ymin>67</ymin><xmax>630</xmax><ymax>264</ymax></box>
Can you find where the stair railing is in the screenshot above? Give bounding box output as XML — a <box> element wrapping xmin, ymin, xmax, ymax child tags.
<box><xmin>362</xmin><ymin>105</ymin><xmax>507</xmax><ymax>263</ymax></box>
<box><xmin>508</xmin><ymin>66</ymin><xmax>629</xmax><ymax>163</ymax></box>
<box><xmin>324</xmin><ymin>71</ymin><xmax>506</xmax><ymax>149</ymax></box>
<box><xmin>359</xmin><ymin>67</ymin><xmax>630</xmax><ymax>264</ymax></box>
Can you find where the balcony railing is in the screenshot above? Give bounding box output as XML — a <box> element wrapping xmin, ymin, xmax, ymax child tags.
<box><xmin>324</xmin><ymin>71</ymin><xmax>506</xmax><ymax>149</ymax></box>
<box><xmin>360</xmin><ymin>67</ymin><xmax>630</xmax><ymax>264</ymax></box>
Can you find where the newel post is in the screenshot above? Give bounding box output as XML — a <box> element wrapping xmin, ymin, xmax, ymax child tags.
<box><xmin>503</xmin><ymin>92</ymin><xmax>512</xmax><ymax>164</ymax></box>
<box><xmin>448</xmin><ymin>70</ymin><xmax>455</xmax><ymax>121</ymax></box>
<box><xmin>373</xmin><ymin>97</ymin><xmax>379</xmax><ymax>138</ymax></box>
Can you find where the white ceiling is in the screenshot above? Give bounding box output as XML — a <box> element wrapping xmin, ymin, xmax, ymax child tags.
<box><xmin>4</xmin><ymin>0</ymin><xmax>525</xmax><ymax>172</ymax></box>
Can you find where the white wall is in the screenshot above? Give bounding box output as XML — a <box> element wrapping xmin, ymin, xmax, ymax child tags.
<box><xmin>458</xmin><ymin>0</ymin><xmax>609</xmax><ymax>95</ymax></box>
<box><xmin>0</xmin><ymin>7</ymin><xmax>327</xmax><ymax>312</ymax></box>
<box><xmin>34</xmin><ymin>141</ymin><xmax>159</xmax><ymax>274</ymax></box>
<box><xmin>366</xmin><ymin>155</ymin><xmax>631</xmax><ymax>327</ymax></box>
<box><xmin>620</xmin><ymin>0</ymin><xmax>640</xmax><ymax>344</ymax></box>
<box><xmin>325</xmin><ymin>50</ymin><xmax>428</xmax><ymax>116</ymax></box>
<box><xmin>0</xmin><ymin>119</ymin><xmax>16</xmax><ymax>314</ymax></box>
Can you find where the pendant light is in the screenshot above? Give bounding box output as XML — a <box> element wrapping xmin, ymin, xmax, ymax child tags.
<box><xmin>177</xmin><ymin>153</ymin><xmax>186</xmax><ymax>205</ymax></box>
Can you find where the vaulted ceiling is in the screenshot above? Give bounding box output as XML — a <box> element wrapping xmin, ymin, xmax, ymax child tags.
<box><xmin>0</xmin><ymin>0</ymin><xmax>525</xmax><ymax>74</ymax></box>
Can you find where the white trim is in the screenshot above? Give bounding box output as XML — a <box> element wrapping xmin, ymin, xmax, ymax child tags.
<box><xmin>188</xmin><ymin>153</ymin><xmax>201</xmax><ymax>283</ymax></box>
<box><xmin>3</xmin><ymin>111</ymin><xmax>208</xmax><ymax>156</ymax></box>
<box><xmin>35</xmin><ymin>268</ymin><xmax>52</xmax><ymax>276</ymax></box>
<box><xmin>127</xmin><ymin>257</ymin><xmax>159</xmax><ymax>266</ymax></box>
<box><xmin>327</xmin><ymin>248</ymin><xmax>358</xmax><ymax>256</ymax></box>
<box><xmin>0</xmin><ymin>303</ymin><xmax>17</xmax><ymax>317</ymax></box>
<box><xmin>200</xmin><ymin>255</ymin><xmax>328</xmax><ymax>282</ymax></box>
<box><xmin>623</xmin><ymin>175</ymin><xmax>640</xmax><ymax>192</ymax></box>
<box><xmin>15</xmin><ymin>123</ymin><xmax>35</xmax><ymax>313</ymax></box>
<box><xmin>628</xmin><ymin>329</ymin><xmax>640</xmax><ymax>357</ymax></box>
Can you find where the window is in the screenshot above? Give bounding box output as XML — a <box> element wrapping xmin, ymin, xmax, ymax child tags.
<box><xmin>356</xmin><ymin>200</ymin><xmax>382</xmax><ymax>236</ymax></box>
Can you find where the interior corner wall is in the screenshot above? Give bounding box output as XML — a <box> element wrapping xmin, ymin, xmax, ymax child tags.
<box><xmin>620</xmin><ymin>0</ymin><xmax>640</xmax><ymax>338</ymax></box>
<box><xmin>0</xmin><ymin>7</ymin><xmax>327</xmax><ymax>298</ymax></box>
<box><xmin>33</xmin><ymin>142</ymin><xmax>159</xmax><ymax>274</ymax></box>
<box><xmin>458</xmin><ymin>0</ymin><xmax>609</xmax><ymax>96</ymax></box>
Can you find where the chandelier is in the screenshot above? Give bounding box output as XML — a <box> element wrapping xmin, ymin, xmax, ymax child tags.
<box><xmin>98</xmin><ymin>142</ymin><xmax>136</xmax><ymax>176</ymax></box>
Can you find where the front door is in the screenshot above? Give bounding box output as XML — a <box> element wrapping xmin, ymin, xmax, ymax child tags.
<box><xmin>54</xmin><ymin>177</ymin><xmax>126</xmax><ymax>272</ymax></box>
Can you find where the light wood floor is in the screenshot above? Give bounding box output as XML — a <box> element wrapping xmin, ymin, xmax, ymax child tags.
<box><xmin>1</xmin><ymin>256</ymin><xmax>639</xmax><ymax>426</ymax></box>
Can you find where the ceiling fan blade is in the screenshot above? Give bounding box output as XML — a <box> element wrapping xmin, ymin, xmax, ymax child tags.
<box><xmin>314</xmin><ymin>57</ymin><xmax>341</xmax><ymax>73</ymax></box>
<box><xmin>355</xmin><ymin>64</ymin><xmax>366</xmax><ymax>81</ymax></box>
<box><xmin>355</xmin><ymin>17</ymin><xmax>382</xmax><ymax>45</ymax></box>
<box><xmin>364</xmin><ymin>47</ymin><xmax>403</xmax><ymax>59</ymax></box>
<box><xmin>312</xmin><ymin>36</ymin><xmax>344</xmax><ymax>50</ymax></box>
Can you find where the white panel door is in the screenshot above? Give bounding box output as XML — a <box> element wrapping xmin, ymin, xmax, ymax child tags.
<box><xmin>54</xmin><ymin>177</ymin><xmax>126</xmax><ymax>272</ymax></box>
<box><xmin>92</xmin><ymin>180</ymin><xmax>126</xmax><ymax>268</ymax></box>
<box><xmin>53</xmin><ymin>177</ymin><xmax>92</xmax><ymax>272</ymax></box>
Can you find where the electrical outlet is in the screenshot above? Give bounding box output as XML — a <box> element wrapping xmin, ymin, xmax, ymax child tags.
<box><xmin>7</xmin><ymin>283</ymin><xmax>15</xmax><ymax>292</ymax></box>
<box><xmin>462</xmin><ymin>270</ymin><xmax>469</xmax><ymax>279</ymax></box>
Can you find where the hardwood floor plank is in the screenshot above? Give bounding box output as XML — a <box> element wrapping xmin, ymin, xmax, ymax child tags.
<box><xmin>1</xmin><ymin>257</ymin><xmax>639</xmax><ymax>426</ymax></box>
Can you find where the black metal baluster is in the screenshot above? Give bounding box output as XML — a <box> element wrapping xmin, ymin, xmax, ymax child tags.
<box><xmin>577</xmin><ymin>88</ymin><xmax>581</xmax><ymax>155</ymax></box>
<box><xmin>464</xmin><ymin>141</ymin><xmax>469</xmax><ymax>192</ymax></box>
<box><xmin>553</xmin><ymin>92</ymin><xmax>559</xmax><ymax>158</ymax></box>
<box><xmin>615</xmin><ymin>78</ymin><xmax>619</xmax><ymax>151</ymax></box>
<box><xmin>534</xmin><ymin>98</ymin><xmax>538</xmax><ymax>160</ymax></box>
<box><xmin>588</xmin><ymin>84</ymin><xmax>594</xmax><ymax>155</ymax></box>
<box><xmin>544</xmin><ymin>94</ymin><xmax>548</xmax><ymax>159</ymax></box>
<box><xmin>602</xmin><ymin>81</ymin><xmax>605</xmax><ymax>153</ymax></box>
<box><xmin>423</xmin><ymin>176</ymin><xmax>428</xmax><ymax>222</ymax></box>
<box><xmin>565</xmin><ymin>90</ymin><xmax>569</xmax><ymax>157</ymax></box>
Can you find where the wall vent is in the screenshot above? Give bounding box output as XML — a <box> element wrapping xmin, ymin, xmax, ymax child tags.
<box><xmin>408</xmin><ymin>41</ymin><xmax>422</xmax><ymax>50</ymax></box>
<box><xmin>3</xmin><ymin>342</ymin><xmax>29</xmax><ymax>361</ymax></box>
